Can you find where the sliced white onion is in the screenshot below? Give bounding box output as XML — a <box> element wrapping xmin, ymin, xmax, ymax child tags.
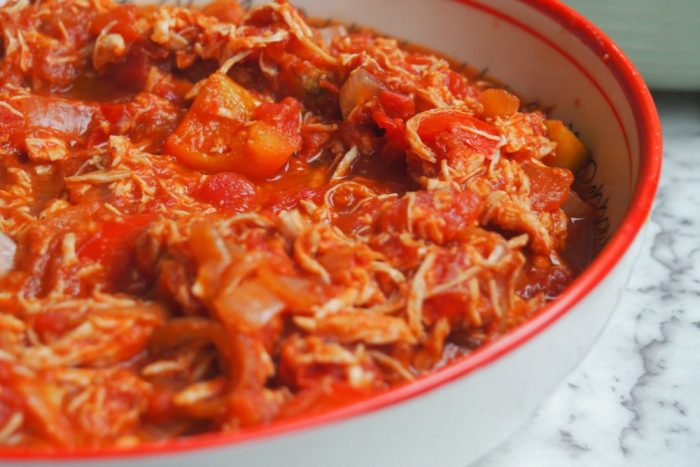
<box><xmin>339</xmin><ymin>68</ymin><xmax>382</xmax><ymax>119</ymax></box>
<box><xmin>214</xmin><ymin>279</ymin><xmax>285</xmax><ymax>330</ymax></box>
<box><xmin>0</xmin><ymin>233</ymin><xmax>16</xmax><ymax>276</ymax></box>
<box><xmin>317</xmin><ymin>24</ymin><xmax>348</xmax><ymax>48</ymax></box>
<box><xmin>561</xmin><ymin>191</ymin><xmax>596</xmax><ymax>220</ymax></box>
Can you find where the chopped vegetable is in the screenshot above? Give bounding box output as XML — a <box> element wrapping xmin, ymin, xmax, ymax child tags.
<box><xmin>521</xmin><ymin>161</ymin><xmax>574</xmax><ymax>212</ymax></box>
<box><xmin>165</xmin><ymin>73</ymin><xmax>301</xmax><ymax>178</ymax></box>
<box><xmin>200</xmin><ymin>0</ymin><xmax>246</xmax><ymax>24</ymax></box>
<box><xmin>339</xmin><ymin>68</ymin><xmax>383</xmax><ymax>119</ymax></box>
<box><xmin>410</xmin><ymin>109</ymin><xmax>501</xmax><ymax>162</ymax></box>
<box><xmin>479</xmin><ymin>88</ymin><xmax>520</xmax><ymax>118</ymax></box>
<box><xmin>196</xmin><ymin>172</ymin><xmax>257</xmax><ymax>213</ymax></box>
<box><xmin>543</xmin><ymin>119</ymin><xmax>591</xmax><ymax>172</ymax></box>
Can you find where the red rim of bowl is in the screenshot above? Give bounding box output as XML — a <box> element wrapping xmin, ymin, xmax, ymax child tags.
<box><xmin>0</xmin><ymin>0</ymin><xmax>662</xmax><ymax>460</ymax></box>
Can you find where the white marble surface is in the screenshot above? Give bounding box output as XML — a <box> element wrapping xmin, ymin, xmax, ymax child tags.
<box><xmin>476</xmin><ymin>93</ymin><xmax>700</xmax><ymax>467</ymax></box>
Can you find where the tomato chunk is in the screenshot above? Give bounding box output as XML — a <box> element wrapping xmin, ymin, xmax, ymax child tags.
<box><xmin>201</xmin><ymin>0</ymin><xmax>245</xmax><ymax>24</ymax></box>
<box><xmin>78</xmin><ymin>214</ymin><xmax>154</xmax><ymax>285</ymax></box>
<box><xmin>378</xmin><ymin>90</ymin><xmax>415</xmax><ymax>120</ymax></box>
<box><xmin>197</xmin><ymin>172</ymin><xmax>257</xmax><ymax>213</ymax></box>
<box><xmin>91</xmin><ymin>5</ymin><xmax>144</xmax><ymax>42</ymax></box>
<box><xmin>522</xmin><ymin>161</ymin><xmax>574</xmax><ymax>212</ymax></box>
<box><xmin>419</xmin><ymin>112</ymin><xmax>501</xmax><ymax>159</ymax></box>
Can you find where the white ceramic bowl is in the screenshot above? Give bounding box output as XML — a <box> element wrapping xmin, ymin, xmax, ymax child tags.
<box><xmin>4</xmin><ymin>0</ymin><xmax>662</xmax><ymax>466</ymax></box>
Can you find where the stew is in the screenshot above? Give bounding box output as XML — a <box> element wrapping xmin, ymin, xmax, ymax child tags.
<box><xmin>0</xmin><ymin>0</ymin><xmax>597</xmax><ymax>449</ymax></box>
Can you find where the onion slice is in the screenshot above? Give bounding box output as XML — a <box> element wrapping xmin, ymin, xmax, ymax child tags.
<box><xmin>0</xmin><ymin>232</ymin><xmax>16</xmax><ymax>276</ymax></box>
<box><xmin>339</xmin><ymin>68</ymin><xmax>382</xmax><ymax>119</ymax></box>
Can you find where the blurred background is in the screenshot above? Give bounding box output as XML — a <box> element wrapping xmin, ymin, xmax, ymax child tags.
<box><xmin>565</xmin><ymin>0</ymin><xmax>700</xmax><ymax>90</ymax></box>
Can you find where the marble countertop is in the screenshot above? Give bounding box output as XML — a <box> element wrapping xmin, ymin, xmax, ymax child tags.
<box><xmin>476</xmin><ymin>92</ymin><xmax>700</xmax><ymax>467</ymax></box>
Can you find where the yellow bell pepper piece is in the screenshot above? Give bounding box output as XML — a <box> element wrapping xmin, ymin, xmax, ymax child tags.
<box><xmin>543</xmin><ymin>120</ymin><xmax>590</xmax><ymax>172</ymax></box>
<box><xmin>479</xmin><ymin>88</ymin><xmax>520</xmax><ymax>118</ymax></box>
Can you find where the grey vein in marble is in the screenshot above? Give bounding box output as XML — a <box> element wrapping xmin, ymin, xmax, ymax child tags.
<box><xmin>475</xmin><ymin>93</ymin><xmax>700</xmax><ymax>467</ymax></box>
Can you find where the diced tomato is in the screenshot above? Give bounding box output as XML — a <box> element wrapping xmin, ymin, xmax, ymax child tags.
<box><xmin>445</xmin><ymin>69</ymin><xmax>477</xmax><ymax>100</ymax></box>
<box><xmin>368</xmin><ymin>89</ymin><xmax>415</xmax><ymax>158</ymax></box>
<box><xmin>196</xmin><ymin>172</ymin><xmax>257</xmax><ymax>213</ymax></box>
<box><xmin>371</xmin><ymin>234</ymin><xmax>421</xmax><ymax>270</ymax></box>
<box><xmin>91</xmin><ymin>94</ymin><xmax>180</xmax><ymax>150</ymax></box>
<box><xmin>378</xmin><ymin>90</ymin><xmax>415</xmax><ymax>120</ymax></box>
<box><xmin>78</xmin><ymin>214</ymin><xmax>154</xmax><ymax>285</ymax></box>
<box><xmin>33</xmin><ymin>1</ymin><xmax>94</xmax><ymax>44</ymax></box>
<box><xmin>419</xmin><ymin>112</ymin><xmax>500</xmax><ymax>158</ymax></box>
<box><xmin>79</xmin><ymin>214</ymin><xmax>153</xmax><ymax>263</ymax></box>
<box><xmin>201</xmin><ymin>0</ymin><xmax>246</xmax><ymax>24</ymax></box>
<box><xmin>16</xmin><ymin>1</ymin><xmax>97</xmax><ymax>87</ymax></box>
<box><xmin>91</xmin><ymin>5</ymin><xmax>144</xmax><ymax>43</ymax></box>
<box><xmin>30</xmin><ymin>48</ymin><xmax>75</xmax><ymax>87</ymax></box>
<box><xmin>423</xmin><ymin>249</ymin><xmax>489</xmax><ymax>324</ymax></box>
<box><xmin>31</xmin><ymin>311</ymin><xmax>73</xmax><ymax>341</ymax></box>
<box><xmin>100</xmin><ymin>103</ymin><xmax>130</xmax><ymax>128</ymax></box>
<box><xmin>373</xmin><ymin>109</ymin><xmax>409</xmax><ymax>156</ymax></box>
<box><xmin>521</xmin><ymin>161</ymin><xmax>574</xmax><ymax>212</ymax></box>
<box><xmin>421</xmin><ymin>189</ymin><xmax>482</xmax><ymax>240</ymax></box>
